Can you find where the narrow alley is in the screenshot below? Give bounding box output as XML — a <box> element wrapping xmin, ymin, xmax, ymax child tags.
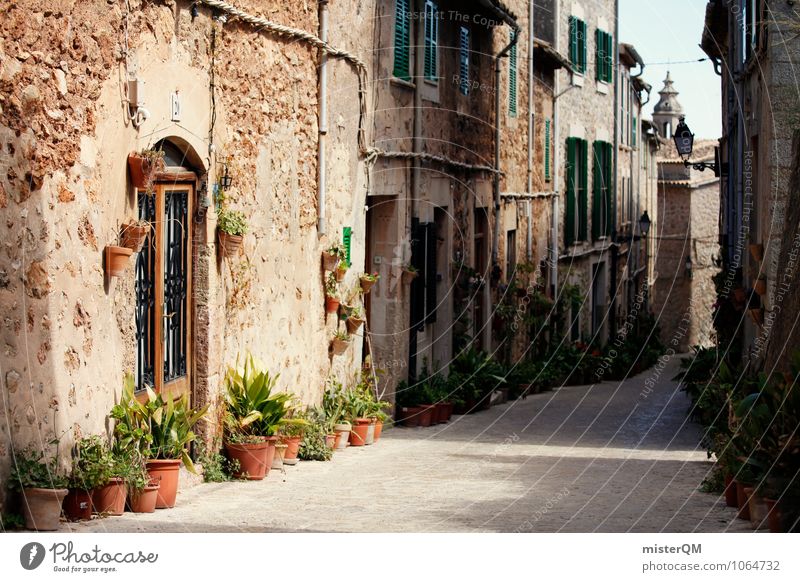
<box><xmin>71</xmin><ymin>358</ymin><xmax>748</xmax><ymax>533</ymax></box>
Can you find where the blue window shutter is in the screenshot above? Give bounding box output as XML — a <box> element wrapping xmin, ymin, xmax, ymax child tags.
<box><xmin>393</xmin><ymin>0</ymin><xmax>411</xmax><ymax>81</ymax></box>
<box><xmin>459</xmin><ymin>26</ymin><xmax>470</xmax><ymax>95</ymax></box>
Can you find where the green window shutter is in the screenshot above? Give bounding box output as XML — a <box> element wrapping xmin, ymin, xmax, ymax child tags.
<box><xmin>606</xmin><ymin>33</ymin><xmax>614</xmax><ymax>82</ymax></box>
<box><xmin>569</xmin><ymin>17</ymin><xmax>577</xmax><ymax>68</ymax></box>
<box><xmin>343</xmin><ymin>227</ymin><xmax>352</xmax><ymax>266</ymax></box>
<box><xmin>459</xmin><ymin>26</ymin><xmax>470</xmax><ymax>95</ymax></box>
<box><xmin>424</xmin><ymin>1</ymin><xmax>438</xmax><ymax>82</ymax></box>
<box><xmin>580</xmin><ymin>20</ymin><xmax>587</xmax><ymax>74</ymax></box>
<box><xmin>565</xmin><ymin>138</ymin><xmax>576</xmax><ymax>246</ymax></box>
<box><xmin>606</xmin><ymin>143</ymin><xmax>614</xmax><ymax>236</ymax></box>
<box><xmin>544</xmin><ymin>119</ymin><xmax>551</xmax><ymax>182</ymax></box>
<box><xmin>592</xmin><ymin>142</ymin><xmax>601</xmax><ymax>240</ymax></box>
<box><xmin>509</xmin><ymin>31</ymin><xmax>518</xmax><ymax>116</ymax></box>
<box><xmin>393</xmin><ymin>0</ymin><xmax>410</xmax><ymax>81</ymax></box>
<box><xmin>595</xmin><ymin>29</ymin><xmax>601</xmax><ymax>81</ymax></box>
<box><xmin>632</xmin><ymin>115</ymin><xmax>637</xmax><ymax>146</ymax></box>
<box><xmin>579</xmin><ymin>139</ymin><xmax>588</xmax><ymax>241</ymax></box>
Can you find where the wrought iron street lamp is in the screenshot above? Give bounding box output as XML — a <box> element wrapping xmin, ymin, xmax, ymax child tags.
<box><xmin>639</xmin><ymin>211</ymin><xmax>651</xmax><ymax>238</ymax></box>
<box><xmin>673</xmin><ymin>116</ymin><xmax>719</xmax><ymax>175</ymax></box>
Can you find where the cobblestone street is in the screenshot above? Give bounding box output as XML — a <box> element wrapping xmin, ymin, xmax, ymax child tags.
<box><xmin>72</xmin><ymin>357</ymin><xmax>750</xmax><ymax>533</ymax></box>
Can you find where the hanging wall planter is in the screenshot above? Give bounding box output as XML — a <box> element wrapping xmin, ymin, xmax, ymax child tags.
<box><xmin>402</xmin><ymin>266</ymin><xmax>419</xmax><ymax>284</ymax></box>
<box><xmin>120</xmin><ymin>220</ymin><xmax>150</xmax><ymax>253</ymax></box>
<box><xmin>331</xmin><ymin>333</ymin><xmax>351</xmax><ymax>355</ymax></box>
<box><xmin>218</xmin><ymin>230</ymin><xmax>243</xmax><ymax>259</ymax></box>
<box><xmin>127</xmin><ymin>150</ymin><xmax>165</xmax><ymax>191</ymax></box>
<box><xmin>335</xmin><ymin>262</ymin><xmax>348</xmax><ymax>282</ymax></box>
<box><xmin>749</xmin><ymin>243</ymin><xmax>764</xmax><ymax>262</ymax></box>
<box><xmin>754</xmin><ymin>276</ymin><xmax>767</xmax><ymax>296</ymax></box>
<box><xmin>359</xmin><ymin>273</ymin><xmax>379</xmax><ymax>294</ymax></box>
<box><xmin>322</xmin><ymin>251</ymin><xmax>339</xmax><ymax>272</ymax></box>
<box><xmin>325</xmin><ymin>295</ymin><xmax>341</xmax><ymax>314</ymax></box>
<box><xmin>105</xmin><ymin>245</ymin><xmax>134</xmax><ymax>278</ymax></box>
<box><xmin>346</xmin><ymin>315</ymin><xmax>366</xmax><ymax>334</ymax></box>
<box><xmin>217</xmin><ymin>208</ymin><xmax>248</xmax><ymax>260</ymax></box>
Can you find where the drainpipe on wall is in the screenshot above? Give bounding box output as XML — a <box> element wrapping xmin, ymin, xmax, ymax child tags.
<box><xmin>491</xmin><ymin>25</ymin><xmax>521</xmax><ymax>268</ymax></box>
<box><xmin>526</xmin><ymin>0</ymin><xmax>535</xmax><ymax>263</ymax></box>
<box><xmin>317</xmin><ymin>0</ymin><xmax>329</xmax><ymax>236</ymax></box>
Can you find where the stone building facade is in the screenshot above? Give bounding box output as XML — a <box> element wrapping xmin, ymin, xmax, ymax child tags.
<box><xmin>701</xmin><ymin>0</ymin><xmax>800</xmax><ymax>369</ymax></box>
<box><xmin>0</xmin><ymin>0</ymin><xmax>372</xmax><ymax>511</ymax></box>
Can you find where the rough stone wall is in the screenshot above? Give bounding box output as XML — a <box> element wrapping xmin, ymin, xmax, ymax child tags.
<box><xmin>0</xmin><ymin>0</ymin><xmax>370</xmax><ymax>511</ymax></box>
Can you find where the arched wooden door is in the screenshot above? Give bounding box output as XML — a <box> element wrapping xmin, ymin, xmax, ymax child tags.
<box><xmin>135</xmin><ymin>151</ymin><xmax>194</xmax><ymax>400</ymax></box>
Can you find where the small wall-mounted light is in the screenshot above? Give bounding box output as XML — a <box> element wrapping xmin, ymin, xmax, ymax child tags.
<box><xmin>685</xmin><ymin>255</ymin><xmax>693</xmax><ymax>279</ymax></box>
<box><xmin>219</xmin><ymin>161</ymin><xmax>233</xmax><ymax>190</ymax></box>
<box><xmin>639</xmin><ymin>211</ymin><xmax>651</xmax><ymax>238</ymax></box>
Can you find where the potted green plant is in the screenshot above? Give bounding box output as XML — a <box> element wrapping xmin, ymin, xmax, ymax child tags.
<box><xmin>331</xmin><ymin>330</ymin><xmax>352</xmax><ymax>356</ymax></box>
<box><xmin>345</xmin><ymin>305</ymin><xmax>366</xmax><ymax>334</ymax></box>
<box><xmin>223</xmin><ymin>353</ymin><xmax>290</xmax><ymax>480</ymax></box>
<box><xmin>402</xmin><ymin>263</ymin><xmax>418</xmax><ymax>283</ymax></box>
<box><xmin>111</xmin><ymin>374</ymin><xmax>208</xmax><ymax>509</ymax></box>
<box><xmin>323</xmin><ymin>243</ymin><xmax>345</xmax><ymax>271</ymax></box>
<box><xmin>324</xmin><ymin>380</ymin><xmax>350</xmax><ymax>450</ymax></box>
<box><xmin>278</xmin><ymin>410</ymin><xmax>310</xmax><ymax>466</ymax></box>
<box><xmin>126</xmin><ymin>456</ymin><xmax>160</xmax><ymax>514</ymax></box>
<box><xmin>65</xmin><ymin>435</ymin><xmax>114</xmax><ymax>521</ymax></box>
<box><xmin>359</xmin><ymin>272</ymin><xmax>379</xmax><ymax>294</ymax></box>
<box><xmin>217</xmin><ymin>207</ymin><xmax>248</xmax><ymax>259</ymax></box>
<box><xmin>325</xmin><ymin>273</ymin><xmax>341</xmax><ymax>313</ymax></box>
<box><xmin>127</xmin><ymin>148</ymin><xmax>165</xmax><ymax>191</ymax></box>
<box><xmin>10</xmin><ymin>447</ymin><xmax>69</xmax><ymax>531</ymax></box>
<box><xmin>298</xmin><ymin>408</ymin><xmax>334</xmax><ymax>461</ymax></box>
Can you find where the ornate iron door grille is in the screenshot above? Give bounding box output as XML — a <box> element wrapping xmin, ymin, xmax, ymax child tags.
<box><xmin>135</xmin><ymin>192</ymin><xmax>156</xmax><ymax>391</ymax></box>
<box><xmin>163</xmin><ymin>189</ymin><xmax>188</xmax><ymax>383</ymax></box>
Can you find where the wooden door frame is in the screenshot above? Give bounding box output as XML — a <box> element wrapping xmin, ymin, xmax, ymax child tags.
<box><xmin>152</xmin><ymin>173</ymin><xmax>194</xmax><ymax>402</ymax></box>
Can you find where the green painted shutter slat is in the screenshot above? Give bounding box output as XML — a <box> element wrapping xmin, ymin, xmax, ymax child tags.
<box><xmin>393</xmin><ymin>0</ymin><xmax>410</xmax><ymax>81</ymax></box>
<box><xmin>606</xmin><ymin>33</ymin><xmax>614</xmax><ymax>82</ymax></box>
<box><xmin>544</xmin><ymin>119</ymin><xmax>551</xmax><ymax>181</ymax></box>
<box><xmin>343</xmin><ymin>227</ymin><xmax>352</xmax><ymax>267</ymax></box>
<box><xmin>424</xmin><ymin>1</ymin><xmax>438</xmax><ymax>82</ymax></box>
<box><xmin>580</xmin><ymin>20</ymin><xmax>587</xmax><ymax>74</ymax></box>
<box><xmin>595</xmin><ymin>29</ymin><xmax>601</xmax><ymax>81</ymax></box>
<box><xmin>565</xmin><ymin>138</ymin><xmax>575</xmax><ymax>246</ymax></box>
<box><xmin>459</xmin><ymin>26</ymin><xmax>470</xmax><ymax>95</ymax></box>
<box><xmin>579</xmin><ymin>139</ymin><xmax>588</xmax><ymax>241</ymax></box>
<box><xmin>606</xmin><ymin>143</ymin><xmax>614</xmax><ymax>235</ymax></box>
<box><xmin>592</xmin><ymin>141</ymin><xmax>600</xmax><ymax>240</ymax></box>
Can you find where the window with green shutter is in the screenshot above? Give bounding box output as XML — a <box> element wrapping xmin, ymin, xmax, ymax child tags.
<box><xmin>591</xmin><ymin>141</ymin><xmax>613</xmax><ymax>240</ymax></box>
<box><xmin>459</xmin><ymin>26</ymin><xmax>470</xmax><ymax>95</ymax></box>
<box><xmin>632</xmin><ymin>115</ymin><xmax>637</xmax><ymax>146</ymax></box>
<box><xmin>544</xmin><ymin>119</ymin><xmax>551</xmax><ymax>182</ymax></box>
<box><xmin>565</xmin><ymin>137</ymin><xmax>588</xmax><ymax>245</ymax></box>
<box><xmin>509</xmin><ymin>30</ymin><xmax>518</xmax><ymax>116</ymax></box>
<box><xmin>393</xmin><ymin>0</ymin><xmax>411</xmax><ymax>81</ymax></box>
<box><xmin>569</xmin><ymin>16</ymin><xmax>587</xmax><ymax>74</ymax></box>
<box><xmin>595</xmin><ymin>29</ymin><xmax>613</xmax><ymax>82</ymax></box>
<box><xmin>423</xmin><ymin>1</ymin><xmax>439</xmax><ymax>83</ymax></box>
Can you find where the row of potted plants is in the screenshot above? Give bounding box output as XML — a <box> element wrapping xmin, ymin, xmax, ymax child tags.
<box><xmin>676</xmin><ymin>347</ymin><xmax>800</xmax><ymax>532</ymax></box>
<box><xmin>9</xmin><ymin>374</ymin><xmax>209</xmax><ymax>530</ymax></box>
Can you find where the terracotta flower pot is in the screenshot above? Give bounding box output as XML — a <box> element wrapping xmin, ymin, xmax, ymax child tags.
<box><xmin>402</xmin><ymin>269</ymin><xmax>418</xmax><ymax>284</ymax></box>
<box><xmin>325</xmin><ymin>296</ymin><xmax>340</xmax><ymax>314</ymax></box>
<box><xmin>418</xmin><ymin>404</ymin><xmax>436</xmax><ymax>427</ymax></box>
<box><xmin>146</xmin><ymin>459</ymin><xmax>182</xmax><ymax>508</ymax></box>
<box><xmin>218</xmin><ymin>230</ymin><xmax>243</xmax><ymax>259</ymax></box>
<box><xmin>331</xmin><ymin>337</ymin><xmax>351</xmax><ymax>355</ymax></box>
<box><xmin>64</xmin><ymin>488</ymin><xmax>93</xmax><ymax>522</ymax></box>
<box><xmin>365</xmin><ymin>419</ymin><xmax>376</xmax><ymax>445</ymax></box>
<box><xmin>272</xmin><ymin>443</ymin><xmax>288</xmax><ymax>469</ymax></box>
<box><xmin>754</xmin><ymin>278</ymin><xmax>767</xmax><ymax>296</ymax></box>
<box><xmin>127</xmin><ymin>482</ymin><xmax>160</xmax><ymax>514</ymax></box>
<box><xmin>749</xmin><ymin>243</ymin><xmax>764</xmax><ymax>262</ymax></box>
<box><xmin>359</xmin><ymin>277</ymin><xmax>376</xmax><ymax>294</ymax></box>
<box><xmin>433</xmin><ymin>402</ymin><xmax>448</xmax><ymax>424</ymax></box>
<box><xmin>93</xmin><ymin>478</ymin><xmax>127</xmax><ymax>516</ymax></box>
<box><xmin>349</xmin><ymin>418</ymin><xmax>371</xmax><ymax>446</ymax></box>
<box><xmin>438</xmin><ymin>402</ymin><xmax>454</xmax><ymax>423</ymax></box>
<box><xmin>764</xmin><ymin>498</ymin><xmax>782</xmax><ymax>533</ymax></box>
<box><xmin>346</xmin><ymin>316</ymin><xmax>366</xmax><ymax>334</ymax></box>
<box><xmin>398</xmin><ymin>406</ymin><xmax>422</xmax><ymax>427</ymax></box>
<box><xmin>373</xmin><ymin>421</ymin><xmax>383</xmax><ymax>442</ymax></box>
<box><xmin>325</xmin><ymin>433</ymin><xmax>337</xmax><ymax>449</ymax></box>
<box><xmin>120</xmin><ymin>222</ymin><xmax>150</xmax><ymax>253</ymax></box>
<box><xmin>735</xmin><ymin>481</ymin><xmax>752</xmax><ymax>520</ymax></box>
<box><xmin>225</xmin><ymin>438</ymin><xmax>276</xmax><ymax>481</ymax></box>
<box><xmin>335</xmin><ymin>264</ymin><xmax>348</xmax><ymax>282</ymax></box>
<box><xmin>334</xmin><ymin>423</ymin><xmax>351</xmax><ymax>450</ymax></box>
<box><xmin>105</xmin><ymin>245</ymin><xmax>133</xmax><ymax>278</ymax></box>
<box><xmin>746</xmin><ymin>489</ymin><xmax>769</xmax><ymax>530</ymax></box>
<box><xmin>723</xmin><ymin>474</ymin><xmax>738</xmax><ymax>507</ymax></box>
<box><xmin>127</xmin><ymin>153</ymin><xmax>164</xmax><ymax>190</ymax></box>
<box><xmin>21</xmin><ymin>487</ymin><xmax>68</xmax><ymax>531</ymax></box>
<box><xmin>281</xmin><ymin>435</ymin><xmax>302</xmax><ymax>465</ymax></box>
<box><xmin>322</xmin><ymin>251</ymin><xmax>339</xmax><ymax>271</ymax></box>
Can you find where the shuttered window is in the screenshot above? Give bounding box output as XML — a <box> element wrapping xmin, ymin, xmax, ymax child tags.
<box><xmin>544</xmin><ymin>119</ymin><xmax>551</xmax><ymax>182</ymax></box>
<box><xmin>459</xmin><ymin>26</ymin><xmax>470</xmax><ymax>95</ymax></box>
<box><xmin>595</xmin><ymin>29</ymin><xmax>613</xmax><ymax>82</ymax></box>
<box><xmin>632</xmin><ymin>115</ymin><xmax>637</xmax><ymax>146</ymax></box>
<box><xmin>569</xmin><ymin>16</ymin><xmax>587</xmax><ymax>74</ymax></box>
<box><xmin>509</xmin><ymin>30</ymin><xmax>518</xmax><ymax>116</ymax></box>
<box><xmin>423</xmin><ymin>1</ymin><xmax>439</xmax><ymax>83</ymax></box>
<box><xmin>591</xmin><ymin>141</ymin><xmax>613</xmax><ymax>240</ymax></box>
<box><xmin>393</xmin><ymin>0</ymin><xmax>411</xmax><ymax>81</ymax></box>
<box><xmin>565</xmin><ymin>137</ymin><xmax>588</xmax><ymax>245</ymax></box>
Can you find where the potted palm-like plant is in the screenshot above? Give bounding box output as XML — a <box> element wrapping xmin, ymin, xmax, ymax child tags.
<box><xmin>278</xmin><ymin>409</ymin><xmax>310</xmax><ymax>466</ymax></box>
<box><xmin>343</xmin><ymin>387</ymin><xmax>372</xmax><ymax>447</ymax></box>
<box><xmin>217</xmin><ymin>207</ymin><xmax>248</xmax><ymax>259</ymax></box>
<box><xmin>324</xmin><ymin>380</ymin><xmax>350</xmax><ymax>450</ymax></box>
<box><xmin>65</xmin><ymin>435</ymin><xmax>114</xmax><ymax>521</ymax></box>
<box><xmin>111</xmin><ymin>374</ymin><xmax>208</xmax><ymax>509</ymax></box>
<box><xmin>10</xmin><ymin>447</ymin><xmax>69</xmax><ymax>531</ymax></box>
<box><xmin>223</xmin><ymin>353</ymin><xmax>291</xmax><ymax>480</ymax></box>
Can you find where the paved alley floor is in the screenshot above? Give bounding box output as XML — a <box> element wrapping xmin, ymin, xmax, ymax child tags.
<box><xmin>73</xmin><ymin>357</ymin><xmax>751</xmax><ymax>533</ymax></box>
